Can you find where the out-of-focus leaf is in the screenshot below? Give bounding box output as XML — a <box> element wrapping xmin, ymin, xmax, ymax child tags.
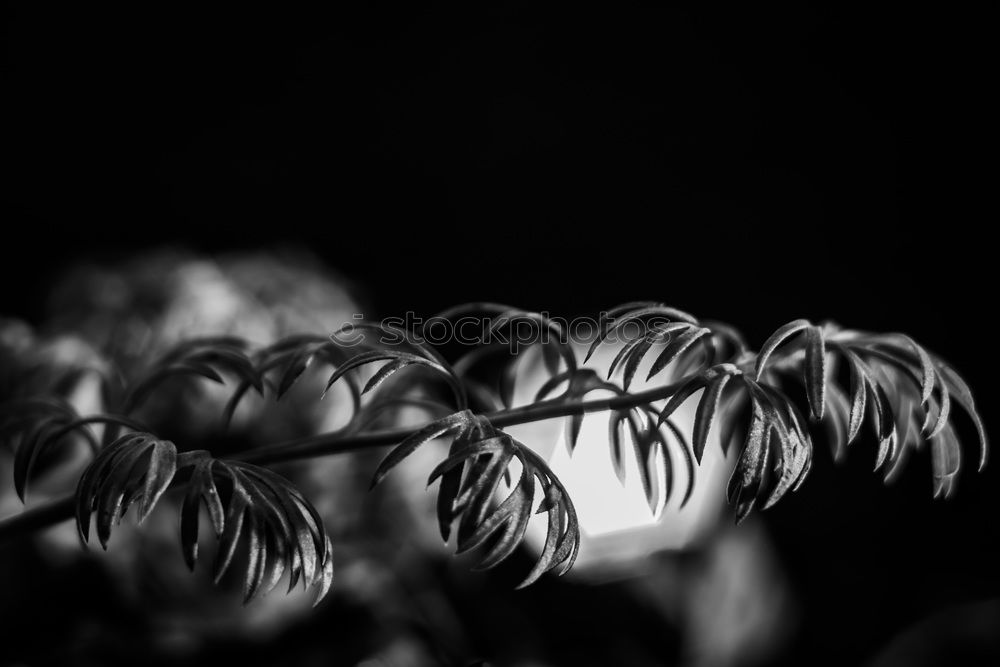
<box><xmin>125</xmin><ymin>338</ymin><xmax>262</xmax><ymax>411</ymax></box>
<box><xmin>13</xmin><ymin>421</ymin><xmax>67</xmax><ymax>502</ymax></box>
<box><xmin>921</xmin><ymin>372</ymin><xmax>951</xmax><ymax>439</ymax></box>
<box><xmin>717</xmin><ymin>392</ymin><xmax>748</xmax><ymax>457</ymax></box>
<box><xmin>347</xmin><ymin>396</ymin><xmax>452</xmax><ymax>435</ymax></box>
<box><xmin>931</xmin><ymin>423</ymin><xmax>961</xmax><ymax>499</ymax></box>
<box><xmin>433</xmin><ymin>304</ymin><xmax>576</xmax><ymax>379</ymax></box>
<box><xmin>825</xmin><ymin>382</ymin><xmax>851</xmax><ymax>462</ymax></box>
<box><xmin>534</xmin><ymin>368</ymin><xmax>620</xmax><ymax>452</ymax></box>
<box><xmin>607</xmin><ymin>410</ymin><xmax>630</xmax><ymax>486</ymax></box>
<box><xmin>701</xmin><ymin>319</ymin><xmax>749</xmax><ymax>361</ymax></box>
<box><xmin>275</xmin><ymin>345</ymin><xmax>318</xmax><ymax>399</ymax></box>
<box><xmin>662</xmin><ymin>417</ymin><xmax>697</xmax><ymax>507</ymax></box>
<box><xmin>937</xmin><ymin>364</ymin><xmax>988</xmax><ymax>470</ymax></box>
<box><xmin>608</xmin><ymin>405</ymin><xmax>691</xmax><ymax>514</ymax></box>
<box><xmin>499</xmin><ymin>354</ymin><xmax>520</xmax><ymax>409</ymax></box>
<box><xmin>3</xmin><ymin>400</ymin><xmax>130</xmax><ymax>503</ymax></box>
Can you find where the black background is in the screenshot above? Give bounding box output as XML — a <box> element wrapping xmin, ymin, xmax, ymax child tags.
<box><xmin>1</xmin><ymin>3</ymin><xmax>995</xmax><ymax>665</ymax></box>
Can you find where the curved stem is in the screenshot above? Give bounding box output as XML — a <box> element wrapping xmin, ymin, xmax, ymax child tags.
<box><xmin>49</xmin><ymin>415</ymin><xmax>149</xmax><ymax>455</ymax></box>
<box><xmin>0</xmin><ymin>495</ymin><xmax>75</xmax><ymax>544</ymax></box>
<box><xmin>244</xmin><ymin>379</ymin><xmax>684</xmax><ymax>465</ymax></box>
<box><xmin>0</xmin><ymin>379</ymin><xmax>685</xmax><ymax>542</ymax></box>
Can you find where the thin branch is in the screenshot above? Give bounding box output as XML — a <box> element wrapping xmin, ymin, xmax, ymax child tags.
<box><xmin>0</xmin><ymin>496</ymin><xmax>75</xmax><ymax>544</ymax></box>
<box><xmin>0</xmin><ymin>379</ymin><xmax>686</xmax><ymax>543</ymax></box>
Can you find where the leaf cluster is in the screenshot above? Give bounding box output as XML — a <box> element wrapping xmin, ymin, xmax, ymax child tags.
<box><xmin>0</xmin><ymin>304</ymin><xmax>990</xmax><ymax>606</ymax></box>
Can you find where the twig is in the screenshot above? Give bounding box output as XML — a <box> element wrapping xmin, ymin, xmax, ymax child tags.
<box><xmin>0</xmin><ymin>381</ymin><xmax>683</xmax><ymax>543</ymax></box>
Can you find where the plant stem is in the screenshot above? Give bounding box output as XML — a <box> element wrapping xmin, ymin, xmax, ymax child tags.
<box><xmin>0</xmin><ymin>380</ymin><xmax>684</xmax><ymax>543</ymax></box>
<box><xmin>0</xmin><ymin>495</ymin><xmax>76</xmax><ymax>544</ymax></box>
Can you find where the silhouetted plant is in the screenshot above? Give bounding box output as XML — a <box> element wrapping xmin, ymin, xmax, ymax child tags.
<box><xmin>0</xmin><ymin>304</ymin><xmax>988</xmax><ymax>605</ymax></box>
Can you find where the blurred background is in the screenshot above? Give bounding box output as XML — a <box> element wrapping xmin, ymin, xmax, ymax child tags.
<box><xmin>0</xmin><ymin>3</ymin><xmax>996</xmax><ymax>666</ymax></box>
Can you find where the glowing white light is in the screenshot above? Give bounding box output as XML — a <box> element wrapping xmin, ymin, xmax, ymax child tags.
<box><xmin>505</xmin><ymin>342</ymin><xmax>735</xmax><ymax>576</ymax></box>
